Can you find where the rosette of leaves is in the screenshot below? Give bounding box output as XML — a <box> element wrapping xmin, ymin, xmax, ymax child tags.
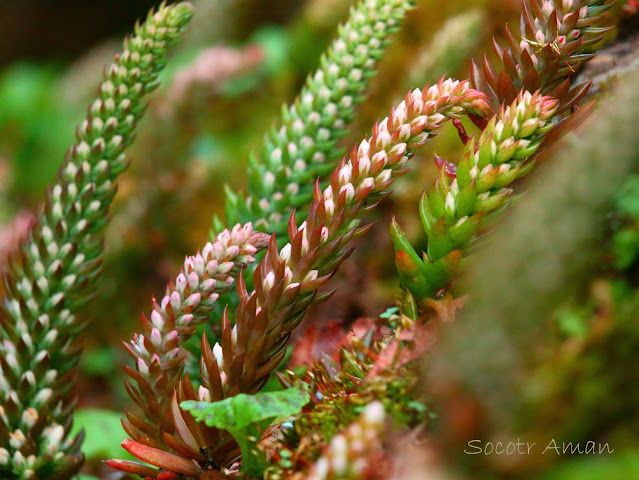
<box><xmin>0</xmin><ymin>3</ymin><xmax>193</xmax><ymax>479</ymax></box>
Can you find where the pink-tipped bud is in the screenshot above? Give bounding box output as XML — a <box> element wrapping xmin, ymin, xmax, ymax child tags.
<box><xmin>150</xmin><ymin>310</ymin><xmax>164</xmax><ymax>330</ymax></box>
<box><xmin>184</xmin><ymin>293</ymin><xmax>201</xmax><ymax>309</ymax></box>
<box><xmin>170</xmin><ymin>290</ymin><xmax>181</xmax><ymax>311</ymax></box>
<box><xmin>175</xmin><ymin>273</ymin><xmax>187</xmax><ymax>294</ymax></box>
<box><xmin>358</xmin><ymin>139</ymin><xmax>370</xmax><ymax>158</ymax></box>
<box><xmin>150</xmin><ymin>328</ymin><xmax>162</xmax><ymax>347</ymax></box>
<box><xmin>339</xmin><ymin>183</ymin><xmax>355</xmax><ymax>203</ymax></box>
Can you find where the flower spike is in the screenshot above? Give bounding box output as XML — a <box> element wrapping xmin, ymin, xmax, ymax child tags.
<box><xmin>0</xmin><ymin>4</ymin><xmax>193</xmax><ymax>479</ymax></box>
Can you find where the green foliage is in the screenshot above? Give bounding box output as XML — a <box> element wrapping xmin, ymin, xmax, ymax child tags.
<box><xmin>0</xmin><ymin>64</ymin><xmax>75</xmax><ymax>200</ymax></box>
<box><xmin>295</xmin><ymin>366</ymin><xmax>425</xmax><ymax>451</ymax></box>
<box><xmin>615</xmin><ymin>175</ymin><xmax>639</xmax><ymax>217</ymax></box>
<box><xmin>182</xmin><ymin>387</ymin><xmax>309</xmax><ymax>476</ymax></box>
<box><xmin>70</xmin><ymin>409</ymin><xmax>135</xmax><ymax>462</ymax></box>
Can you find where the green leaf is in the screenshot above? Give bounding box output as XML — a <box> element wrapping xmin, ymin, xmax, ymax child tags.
<box><xmin>71</xmin><ymin>408</ymin><xmax>134</xmax><ymax>462</ymax></box>
<box><xmin>183</xmin><ymin>387</ymin><xmax>309</xmax><ymax>430</ymax></box>
<box><xmin>181</xmin><ymin>387</ymin><xmax>309</xmax><ymax>476</ymax></box>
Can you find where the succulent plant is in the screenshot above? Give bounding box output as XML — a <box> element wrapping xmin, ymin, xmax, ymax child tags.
<box><xmin>0</xmin><ymin>1</ymin><xmax>626</xmax><ymax>479</ymax></box>
<box><xmin>219</xmin><ymin>0</ymin><xmax>417</xmax><ymax>238</ymax></box>
<box><xmin>0</xmin><ymin>3</ymin><xmax>193</xmax><ymax>478</ymax></box>
<box><xmin>391</xmin><ymin>0</ymin><xmax>612</xmax><ymax>314</ymax></box>
<box><xmin>112</xmin><ymin>78</ymin><xmax>490</xmax><ymax>478</ymax></box>
<box><xmin>392</xmin><ymin>91</ymin><xmax>559</xmax><ymax>302</ymax></box>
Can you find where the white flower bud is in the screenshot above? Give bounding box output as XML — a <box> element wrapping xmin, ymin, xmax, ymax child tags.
<box><xmin>375</xmin><ymin>169</ymin><xmax>392</xmax><ymax>187</ymax></box>
<box><xmin>213</xmin><ymin>343</ymin><xmax>224</xmax><ymax>368</ymax></box>
<box><xmin>339</xmin><ymin>183</ymin><xmax>355</xmax><ymax>202</ymax></box>
<box><xmin>397</xmin><ymin>123</ymin><xmax>412</xmax><ymax>142</ymax></box>
<box><xmin>338</xmin><ymin>163</ymin><xmax>353</xmax><ymax>185</ymax></box>
<box><xmin>364</xmin><ymin>401</ymin><xmax>385</xmax><ymax>425</ymax></box>
<box><xmin>358</xmin><ymin>139</ymin><xmax>370</xmax><ymax>158</ymax></box>
<box><xmin>0</xmin><ymin>448</ymin><xmax>9</xmax><ymax>465</ymax></box>
<box><xmin>176</xmin><ymin>273</ymin><xmax>187</xmax><ymax>294</ymax></box>
<box><xmin>331</xmin><ymin>436</ymin><xmax>348</xmax><ymax>473</ymax></box>
<box><xmin>151</xmin><ymin>310</ymin><xmax>164</xmax><ymax>329</ymax></box>
<box><xmin>151</xmin><ymin>328</ymin><xmax>162</xmax><ymax>347</ymax></box>
<box><xmin>280</xmin><ymin>243</ymin><xmax>292</xmax><ymax>262</ymax></box>
<box><xmin>358</xmin><ymin>177</ymin><xmax>375</xmax><ymax>193</ymax></box>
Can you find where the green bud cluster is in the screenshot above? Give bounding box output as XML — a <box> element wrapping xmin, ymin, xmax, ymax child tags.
<box><xmin>220</xmin><ymin>0</ymin><xmax>416</xmax><ymax>238</ymax></box>
<box><xmin>392</xmin><ymin>91</ymin><xmax>559</xmax><ymax>306</ymax></box>
<box><xmin>0</xmin><ymin>3</ymin><xmax>193</xmax><ymax>479</ymax></box>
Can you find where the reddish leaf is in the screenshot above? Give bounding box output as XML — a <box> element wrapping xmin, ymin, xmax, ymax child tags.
<box><xmin>120</xmin><ymin>438</ymin><xmax>201</xmax><ymax>476</ymax></box>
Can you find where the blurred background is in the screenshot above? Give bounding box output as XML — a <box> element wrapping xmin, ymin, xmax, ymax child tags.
<box><xmin>0</xmin><ymin>0</ymin><xmax>637</xmax><ymax>477</ymax></box>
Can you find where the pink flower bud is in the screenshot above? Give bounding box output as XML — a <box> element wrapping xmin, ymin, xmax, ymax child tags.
<box><xmin>151</xmin><ymin>328</ymin><xmax>162</xmax><ymax>347</ymax></box>
<box><xmin>188</xmin><ymin>272</ymin><xmax>199</xmax><ymax>290</ymax></box>
<box><xmin>217</xmin><ymin>261</ymin><xmax>234</xmax><ymax>274</ymax></box>
<box><xmin>170</xmin><ymin>291</ymin><xmax>181</xmax><ymax>311</ymax></box>
<box><xmin>151</xmin><ymin>310</ymin><xmax>164</xmax><ymax>329</ymax></box>
<box><xmin>175</xmin><ymin>273</ymin><xmax>187</xmax><ymax>293</ymax></box>
<box><xmin>184</xmin><ymin>293</ymin><xmax>201</xmax><ymax>308</ymax></box>
<box><xmin>225</xmin><ymin>245</ymin><xmax>240</xmax><ymax>258</ymax></box>
<box><xmin>137</xmin><ymin>358</ymin><xmax>149</xmax><ymax>375</ymax></box>
<box><xmin>201</xmin><ymin>278</ymin><xmax>217</xmax><ymax>291</ymax></box>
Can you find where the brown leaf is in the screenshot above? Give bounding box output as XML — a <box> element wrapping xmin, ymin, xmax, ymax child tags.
<box><xmin>423</xmin><ymin>294</ymin><xmax>467</xmax><ymax>323</ymax></box>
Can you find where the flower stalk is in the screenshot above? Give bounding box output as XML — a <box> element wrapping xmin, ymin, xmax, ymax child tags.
<box><xmin>121</xmin><ymin>223</ymin><xmax>269</xmax><ymax>450</ymax></box>
<box><xmin>220</xmin><ymin>0</ymin><xmax>417</xmax><ymax>238</ymax></box>
<box><xmin>472</xmin><ymin>0</ymin><xmax>612</xmax><ymax>115</ymax></box>
<box><xmin>391</xmin><ymin>0</ymin><xmax>613</xmax><ymax>313</ymax></box>
<box><xmin>112</xmin><ymin>79</ymin><xmax>490</xmax><ymax>478</ymax></box>
<box><xmin>392</xmin><ymin>92</ymin><xmax>559</xmax><ymax>302</ymax></box>
<box><xmin>0</xmin><ymin>3</ymin><xmax>193</xmax><ymax>479</ymax></box>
